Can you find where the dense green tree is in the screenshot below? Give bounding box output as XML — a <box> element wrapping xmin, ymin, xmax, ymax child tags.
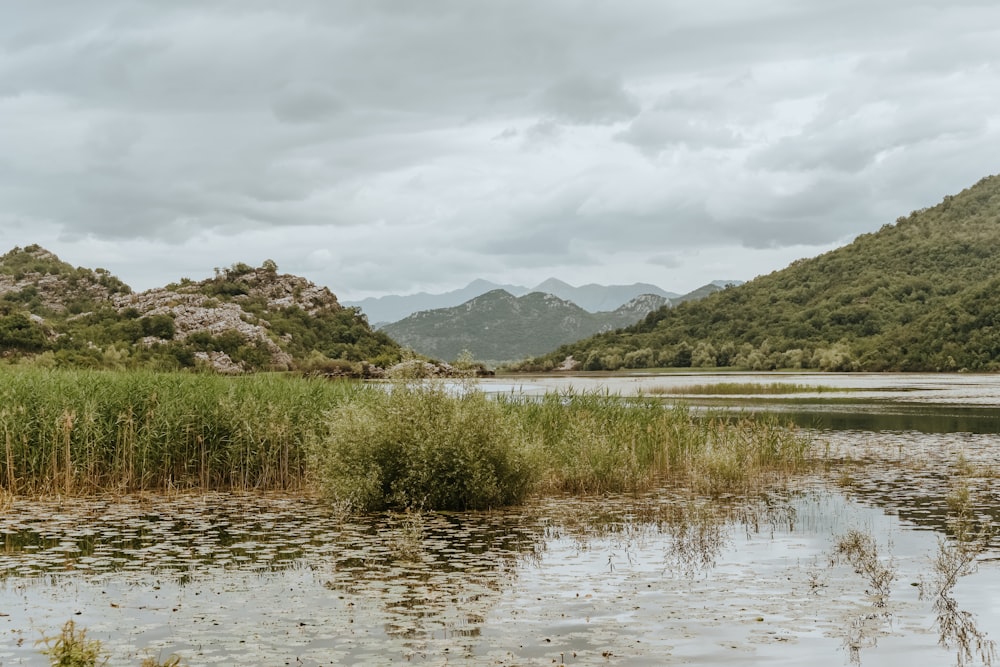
<box><xmin>139</xmin><ymin>314</ymin><xmax>176</xmax><ymax>339</ymax></box>
<box><xmin>0</xmin><ymin>313</ymin><xmax>48</xmax><ymax>352</ymax></box>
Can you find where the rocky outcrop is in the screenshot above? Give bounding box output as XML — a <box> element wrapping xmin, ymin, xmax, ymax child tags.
<box><xmin>555</xmin><ymin>355</ymin><xmax>579</xmax><ymax>371</ymax></box>
<box><xmin>119</xmin><ymin>289</ymin><xmax>258</xmax><ymax>336</ymax></box>
<box><xmin>112</xmin><ymin>265</ymin><xmax>345</xmax><ymax>372</ymax></box>
<box><xmin>232</xmin><ymin>272</ymin><xmax>341</xmax><ymax>315</ymax></box>
<box><xmin>0</xmin><ymin>245</ymin><xmax>130</xmax><ymax>314</ymax></box>
<box><xmin>193</xmin><ymin>351</ymin><xmax>245</xmax><ymax>375</ymax></box>
<box><xmin>598</xmin><ymin>294</ymin><xmax>671</xmax><ymax>332</ymax></box>
<box><xmin>1</xmin><ymin>247</ymin><xmax>401</xmax><ymax>375</ymax></box>
<box><xmin>385</xmin><ymin>360</ymin><xmax>494</xmax><ymax>379</ymax></box>
<box><xmin>115</xmin><ymin>288</ymin><xmax>294</xmax><ymax>372</ymax></box>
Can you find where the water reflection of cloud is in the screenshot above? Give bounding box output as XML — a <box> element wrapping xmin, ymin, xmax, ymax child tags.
<box><xmin>1</xmin><ymin>484</ymin><xmax>997</xmax><ymax>664</ymax></box>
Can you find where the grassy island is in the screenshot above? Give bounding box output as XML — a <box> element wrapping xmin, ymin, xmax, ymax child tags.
<box><xmin>0</xmin><ymin>368</ymin><xmax>811</xmax><ymax>510</ymax></box>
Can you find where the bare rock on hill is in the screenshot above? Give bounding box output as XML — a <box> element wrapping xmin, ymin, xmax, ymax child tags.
<box><xmin>555</xmin><ymin>355</ymin><xmax>579</xmax><ymax>371</ymax></box>
<box><xmin>110</xmin><ymin>263</ymin><xmax>350</xmax><ymax>372</ymax></box>
<box><xmin>114</xmin><ymin>269</ymin><xmax>333</xmax><ymax>372</ymax></box>
<box><xmin>0</xmin><ymin>244</ymin><xmax>131</xmax><ymax>315</ymax></box>
<box><xmin>193</xmin><ymin>351</ymin><xmax>244</xmax><ymax>375</ymax></box>
<box><xmin>1</xmin><ymin>248</ymin><xmax>400</xmax><ymax>374</ymax></box>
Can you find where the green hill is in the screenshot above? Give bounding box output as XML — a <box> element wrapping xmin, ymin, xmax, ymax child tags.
<box><xmin>517</xmin><ymin>174</ymin><xmax>1000</xmax><ymax>372</ymax></box>
<box><xmin>381</xmin><ymin>289</ymin><xmax>670</xmax><ymax>362</ymax></box>
<box><xmin>0</xmin><ymin>246</ymin><xmax>402</xmax><ymax>374</ymax></box>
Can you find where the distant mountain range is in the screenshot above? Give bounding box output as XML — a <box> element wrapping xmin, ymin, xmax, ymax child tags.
<box><xmin>381</xmin><ymin>284</ymin><xmax>728</xmax><ymax>363</ymax></box>
<box><xmin>345</xmin><ymin>278</ymin><xmax>682</xmax><ymax>326</ymax></box>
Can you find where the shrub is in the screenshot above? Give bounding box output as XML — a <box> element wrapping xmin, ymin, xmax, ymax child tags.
<box><xmin>311</xmin><ymin>384</ymin><xmax>534</xmax><ymax>511</ymax></box>
<box><xmin>0</xmin><ymin>312</ymin><xmax>48</xmax><ymax>351</ymax></box>
<box><xmin>139</xmin><ymin>314</ymin><xmax>176</xmax><ymax>340</ymax></box>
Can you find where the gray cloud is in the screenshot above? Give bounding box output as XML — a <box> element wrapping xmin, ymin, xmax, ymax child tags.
<box><xmin>649</xmin><ymin>253</ymin><xmax>683</xmax><ymax>269</ymax></box>
<box><xmin>271</xmin><ymin>83</ymin><xmax>345</xmax><ymax>124</ymax></box>
<box><xmin>1</xmin><ymin>1</ymin><xmax>999</xmax><ymax>298</ymax></box>
<box><xmin>616</xmin><ymin>110</ymin><xmax>741</xmax><ymax>154</ymax></box>
<box><xmin>537</xmin><ymin>74</ymin><xmax>639</xmax><ymax>125</ymax></box>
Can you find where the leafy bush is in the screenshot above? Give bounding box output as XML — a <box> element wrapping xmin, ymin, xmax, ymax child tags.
<box><xmin>139</xmin><ymin>314</ymin><xmax>176</xmax><ymax>340</ymax></box>
<box><xmin>0</xmin><ymin>312</ymin><xmax>48</xmax><ymax>351</ymax></box>
<box><xmin>311</xmin><ymin>384</ymin><xmax>534</xmax><ymax>511</ymax></box>
<box><xmin>297</xmin><ymin>351</ymin><xmax>363</xmax><ymax>377</ymax></box>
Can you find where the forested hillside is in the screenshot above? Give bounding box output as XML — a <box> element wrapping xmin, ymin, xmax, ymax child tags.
<box><xmin>517</xmin><ymin>175</ymin><xmax>1000</xmax><ymax>372</ymax></box>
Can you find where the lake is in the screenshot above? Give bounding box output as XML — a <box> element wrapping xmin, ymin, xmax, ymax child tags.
<box><xmin>2</xmin><ymin>372</ymin><xmax>999</xmax><ymax>665</ymax></box>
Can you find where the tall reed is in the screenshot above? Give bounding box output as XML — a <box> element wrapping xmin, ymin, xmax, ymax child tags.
<box><xmin>2</xmin><ymin>370</ymin><xmax>812</xmax><ymax>506</ymax></box>
<box><xmin>312</xmin><ymin>387</ymin><xmax>813</xmax><ymax>510</ymax></box>
<box><xmin>0</xmin><ymin>368</ymin><xmax>365</xmax><ymax>494</ymax></box>
<box><xmin>499</xmin><ymin>391</ymin><xmax>811</xmax><ymax>496</ymax></box>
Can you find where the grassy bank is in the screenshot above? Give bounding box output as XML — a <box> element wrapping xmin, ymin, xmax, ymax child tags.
<box><xmin>0</xmin><ymin>369</ymin><xmax>812</xmax><ymax>508</ymax></box>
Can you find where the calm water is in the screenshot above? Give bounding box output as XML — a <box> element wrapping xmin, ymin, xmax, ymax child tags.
<box><xmin>2</xmin><ymin>373</ymin><xmax>999</xmax><ymax>666</ymax></box>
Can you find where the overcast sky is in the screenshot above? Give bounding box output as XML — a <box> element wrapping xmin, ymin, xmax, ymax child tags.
<box><xmin>2</xmin><ymin>2</ymin><xmax>998</xmax><ymax>300</ymax></box>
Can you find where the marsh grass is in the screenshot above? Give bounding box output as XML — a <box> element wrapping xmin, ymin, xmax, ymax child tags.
<box><xmin>37</xmin><ymin>620</ymin><xmax>107</xmax><ymax>667</ymax></box>
<box><xmin>504</xmin><ymin>392</ymin><xmax>811</xmax><ymax>496</ymax></box>
<box><xmin>388</xmin><ymin>508</ymin><xmax>426</xmax><ymax>561</ymax></box>
<box><xmin>504</xmin><ymin>391</ymin><xmax>669</xmax><ymax>495</ymax></box>
<box><xmin>2</xmin><ymin>370</ymin><xmax>812</xmax><ymax>511</ymax></box>
<box><xmin>313</xmin><ymin>386</ymin><xmax>812</xmax><ymax>510</ymax></box>
<box><xmin>34</xmin><ymin>619</ymin><xmax>187</xmax><ymax>666</ymax></box>
<box><xmin>0</xmin><ymin>484</ymin><xmax>12</xmax><ymax>513</ymax></box>
<box><xmin>0</xmin><ymin>368</ymin><xmax>366</xmax><ymax>495</ymax></box>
